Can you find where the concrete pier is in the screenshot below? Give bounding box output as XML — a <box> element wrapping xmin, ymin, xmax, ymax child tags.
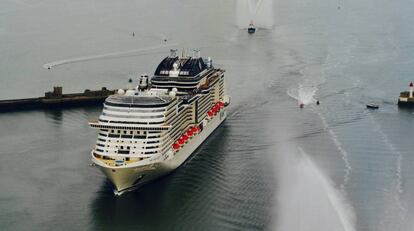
<box><xmin>0</xmin><ymin>87</ymin><xmax>115</xmax><ymax>112</ymax></box>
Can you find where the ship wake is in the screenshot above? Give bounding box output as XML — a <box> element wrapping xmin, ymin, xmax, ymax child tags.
<box><xmin>274</xmin><ymin>146</ymin><xmax>356</xmax><ymax>231</ymax></box>
<box><xmin>236</xmin><ymin>0</ymin><xmax>273</xmax><ymax>29</ymax></box>
<box><xmin>43</xmin><ymin>43</ymin><xmax>177</xmax><ymax>69</ymax></box>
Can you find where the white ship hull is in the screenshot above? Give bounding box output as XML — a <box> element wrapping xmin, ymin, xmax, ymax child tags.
<box><xmin>92</xmin><ymin>109</ymin><xmax>227</xmax><ymax>194</ymax></box>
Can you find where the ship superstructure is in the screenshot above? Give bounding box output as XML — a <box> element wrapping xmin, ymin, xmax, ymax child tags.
<box><xmin>89</xmin><ymin>50</ymin><xmax>230</xmax><ymax>194</ymax></box>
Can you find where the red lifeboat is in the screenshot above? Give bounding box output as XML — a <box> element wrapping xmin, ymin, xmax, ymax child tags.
<box><xmin>178</xmin><ymin>138</ymin><xmax>185</xmax><ymax>145</ymax></box>
<box><xmin>190</xmin><ymin>127</ymin><xmax>198</xmax><ymax>135</ymax></box>
<box><xmin>182</xmin><ymin>135</ymin><xmax>189</xmax><ymax>141</ymax></box>
<box><xmin>173</xmin><ymin>143</ymin><xmax>180</xmax><ymax>150</ymax></box>
<box><xmin>187</xmin><ymin>129</ymin><xmax>194</xmax><ymax>136</ymax></box>
<box><xmin>208</xmin><ymin>111</ymin><xmax>213</xmax><ymax>117</ymax></box>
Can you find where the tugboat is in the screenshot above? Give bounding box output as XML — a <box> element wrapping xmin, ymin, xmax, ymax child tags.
<box><xmin>398</xmin><ymin>82</ymin><xmax>414</xmax><ymax>108</ymax></box>
<box><xmin>248</xmin><ymin>21</ymin><xmax>256</xmax><ymax>34</ymax></box>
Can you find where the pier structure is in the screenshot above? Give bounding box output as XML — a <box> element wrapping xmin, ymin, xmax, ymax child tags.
<box><xmin>0</xmin><ymin>87</ymin><xmax>115</xmax><ymax>112</ymax></box>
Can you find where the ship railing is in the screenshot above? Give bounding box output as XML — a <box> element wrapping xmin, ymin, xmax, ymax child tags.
<box><xmin>88</xmin><ymin>121</ymin><xmax>171</xmax><ymax>131</ymax></box>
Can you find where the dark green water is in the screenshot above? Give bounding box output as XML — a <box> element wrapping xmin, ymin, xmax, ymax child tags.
<box><xmin>1</xmin><ymin>0</ymin><xmax>414</xmax><ymax>230</ymax></box>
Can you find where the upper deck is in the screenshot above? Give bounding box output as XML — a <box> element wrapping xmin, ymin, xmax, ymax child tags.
<box><xmin>104</xmin><ymin>90</ymin><xmax>174</xmax><ymax>108</ymax></box>
<box><xmin>153</xmin><ymin>53</ymin><xmax>208</xmax><ymax>78</ymax></box>
<box><xmin>150</xmin><ymin>50</ymin><xmax>222</xmax><ymax>92</ymax></box>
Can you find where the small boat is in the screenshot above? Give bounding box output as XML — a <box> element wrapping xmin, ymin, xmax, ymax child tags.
<box><xmin>248</xmin><ymin>23</ymin><xmax>256</xmax><ymax>34</ymax></box>
<box><xmin>366</xmin><ymin>103</ymin><xmax>379</xmax><ymax>109</ymax></box>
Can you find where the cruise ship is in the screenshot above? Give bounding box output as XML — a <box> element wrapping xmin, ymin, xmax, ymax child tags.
<box><xmin>89</xmin><ymin>50</ymin><xmax>230</xmax><ymax>194</ymax></box>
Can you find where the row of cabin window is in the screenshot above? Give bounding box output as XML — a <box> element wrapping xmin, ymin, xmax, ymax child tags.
<box><xmin>109</xmin><ymin>130</ymin><xmax>146</xmax><ymax>135</ymax></box>
<box><xmin>97</xmin><ymin>149</ymin><xmax>157</xmax><ymax>155</ymax></box>
<box><xmin>99</xmin><ymin>155</ymin><xmax>146</xmax><ymax>161</ymax></box>
<box><xmin>107</xmin><ymin>134</ymin><xmax>146</xmax><ymax>139</ymax></box>
<box><xmin>101</xmin><ymin>139</ymin><xmax>153</xmax><ymax>144</ymax></box>
<box><xmin>97</xmin><ymin>146</ymin><xmax>159</xmax><ymax>151</ymax></box>
<box><xmin>95</xmin><ymin>123</ymin><xmax>168</xmax><ymax>130</ymax></box>
<box><xmin>103</xmin><ymin>145</ymin><xmax>159</xmax><ymax>150</ymax></box>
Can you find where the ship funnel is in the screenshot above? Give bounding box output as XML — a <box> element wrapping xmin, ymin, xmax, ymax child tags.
<box><xmin>170</xmin><ymin>49</ymin><xmax>178</xmax><ymax>58</ymax></box>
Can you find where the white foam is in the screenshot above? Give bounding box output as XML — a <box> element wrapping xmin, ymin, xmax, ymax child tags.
<box><xmin>236</xmin><ymin>0</ymin><xmax>273</xmax><ymax>29</ymax></box>
<box><xmin>43</xmin><ymin>43</ymin><xmax>177</xmax><ymax>69</ymax></box>
<box><xmin>274</xmin><ymin>146</ymin><xmax>356</xmax><ymax>231</ymax></box>
<box><xmin>287</xmin><ymin>83</ymin><xmax>317</xmax><ymax>106</ymax></box>
<box><xmin>367</xmin><ymin>113</ymin><xmax>405</xmax><ymax>227</ymax></box>
<box><xmin>307</xmin><ymin>52</ymin><xmax>352</xmax><ymax>190</ymax></box>
<box><xmin>314</xmin><ymin>109</ymin><xmax>352</xmax><ymax>191</ymax></box>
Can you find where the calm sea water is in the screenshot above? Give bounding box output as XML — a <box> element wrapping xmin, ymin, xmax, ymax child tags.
<box><xmin>1</xmin><ymin>0</ymin><xmax>414</xmax><ymax>230</ymax></box>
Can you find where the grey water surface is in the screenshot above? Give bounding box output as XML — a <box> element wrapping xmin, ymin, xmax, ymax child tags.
<box><xmin>1</xmin><ymin>0</ymin><xmax>414</xmax><ymax>230</ymax></box>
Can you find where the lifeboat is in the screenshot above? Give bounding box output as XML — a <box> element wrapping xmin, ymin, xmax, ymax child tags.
<box><xmin>173</xmin><ymin>143</ymin><xmax>180</xmax><ymax>150</ymax></box>
<box><xmin>182</xmin><ymin>135</ymin><xmax>189</xmax><ymax>141</ymax></box>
